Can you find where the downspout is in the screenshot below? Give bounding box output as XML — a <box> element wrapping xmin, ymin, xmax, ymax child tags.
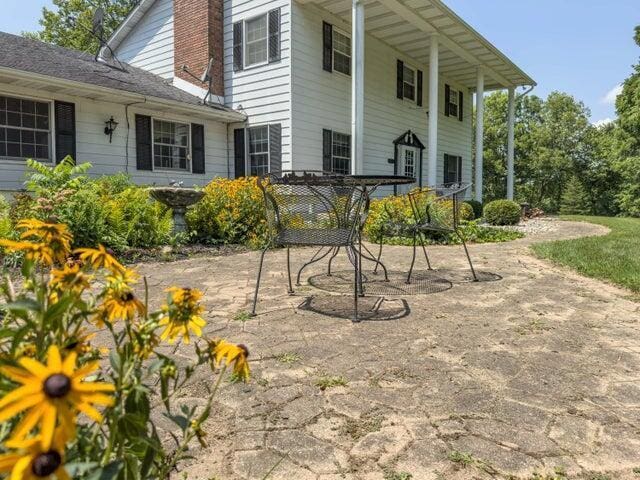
<box><xmin>517</xmin><ymin>85</ymin><xmax>535</xmax><ymax>101</ymax></box>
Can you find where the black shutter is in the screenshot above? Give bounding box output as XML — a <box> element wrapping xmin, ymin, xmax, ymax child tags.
<box><xmin>457</xmin><ymin>156</ymin><xmax>463</xmax><ymax>183</ymax></box>
<box><xmin>269</xmin><ymin>123</ymin><xmax>282</xmax><ymax>175</ymax></box>
<box><xmin>396</xmin><ymin>60</ymin><xmax>404</xmax><ymax>99</ymax></box>
<box><xmin>322</xmin><ymin>129</ymin><xmax>332</xmax><ymax>172</ymax></box>
<box><xmin>233</xmin><ymin>21</ymin><xmax>243</xmax><ymax>72</ymax></box>
<box><xmin>322</xmin><ymin>22</ymin><xmax>333</xmax><ymax>72</ymax></box>
<box><xmin>233</xmin><ymin>128</ymin><xmax>245</xmax><ymax>178</ymax></box>
<box><xmin>268</xmin><ymin>8</ymin><xmax>281</xmax><ymax>63</ymax></box>
<box><xmin>444</xmin><ymin>84</ymin><xmax>450</xmax><ymax>116</ymax></box>
<box><xmin>135</xmin><ymin>114</ymin><xmax>152</xmax><ymax>171</ymax></box>
<box><xmin>458</xmin><ymin>91</ymin><xmax>464</xmax><ymax>121</ymax></box>
<box><xmin>191</xmin><ymin>123</ymin><xmax>205</xmax><ymax>174</ymax></box>
<box><xmin>417</xmin><ymin>70</ymin><xmax>423</xmax><ymax>107</ymax></box>
<box><xmin>54</xmin><ymin>101</ymin><xmax>76</xmax><ymax>164</ymax></box>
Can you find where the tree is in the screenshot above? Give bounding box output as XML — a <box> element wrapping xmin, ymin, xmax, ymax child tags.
<box><xmin>26</xmin><ymin>0</ymin><xmax>137</xmax><ymax>53</ymax></box>
<box><xmin>560</xmin><ymin>176</ymin><xmax>591</xmax><ymax>215</ymax></box>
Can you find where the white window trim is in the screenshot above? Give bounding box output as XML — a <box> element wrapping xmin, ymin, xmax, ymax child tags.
<box><xmin>243</xmin><ymin>12</ymin><xmax>269</xmax><ymax>70</ymax></box>
<box><xmin>151</xmin><ymin>117</ymin><xmax>192</xmax><ymax>173</ymax></box>
<box><xmin>402</xmin><ymin>64</ymin><xmax>417</xmax><ymax>103</ymax></box>
<box><xmin>332</xmin><ymin>27</ymin><xmax>351</xmax><ymax>77</ymax></box>
<box><xmin>246</xmin><ymin>125</ymin><xmax>271</xmax><ymax>176</ymax></box>
<box><xmin>0</xmin><ymin>91</ymin><xmax>54</xmax><ymax>165</ymax></box>
<box><xmin>331</xmin><ymin>130</ymin><xmax>351</xmax><ymax>175</ymax></box>
<box><xmin>402</xmin><ymin>147</ymin><xmax>417</xmax><ymax>178</ymax></box>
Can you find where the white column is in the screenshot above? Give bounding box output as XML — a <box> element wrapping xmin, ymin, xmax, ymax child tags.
<box><xmin>351</xmin><ymin>0</ymin><xmax>365</xmax><ymax>175</ymax></box>
<box><xmin>474</xmin><ymin>68</ymin><xmax>485</xmax><ymax>202</ymax></box>
<box><xmin>506</xmin><ymin>86</ymin><xmax>515</xmax><ymax>200</ymax></box>
<box><xmin>427</xmin><ymin>34</ymin><xmax>439</xmax><ymax>186</ymax></box>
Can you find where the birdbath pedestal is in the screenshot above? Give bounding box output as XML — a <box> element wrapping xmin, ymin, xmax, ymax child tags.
<box><xmin>149</xmin><ymin>187</ymin><xmax>204</xmax><ymax>233</ymax></box>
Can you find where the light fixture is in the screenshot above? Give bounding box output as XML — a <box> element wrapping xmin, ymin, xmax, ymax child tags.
<box><xmin>104</xmin><ymin>116</ymin><xmax>118</xmax><ymax>143</ymax></box>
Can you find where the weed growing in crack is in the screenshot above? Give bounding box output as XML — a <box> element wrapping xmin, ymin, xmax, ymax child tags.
<box><xmin>383</xmin><ymin>469</ymin><xmax>412</xmax><ymax>480</ymax></box>
<box><xmin>315</xmin><ymin>375</ymin><xmax>348</xmax><ymax>390</ymax></box>
<box><xmin>590</xmin><ymin>475</ymin><xmax>611</xmax><ymax>480</ymax></box>
<box><xmin>634</xmin><ymin>467</ymin><xmax>640</xmax><ymax>475</ymax></box>
<box><xmin>341</xmin><ymin>412</ymin><xmax>384</xmax><ymax>440</ymax></box>
<box><xmin>448</xmin><ymin>451</ymin><xmax>474</xmax><ymax>467</ymax></box>
<box><xmin>233</xmin><ymin>310</ymin><xmax>252</xmax><ymax>322</ymax></box>
<box><xmin>276</xmin><ymin>352</ymin><xmax>301</xmax><ymax>364</ymax></box>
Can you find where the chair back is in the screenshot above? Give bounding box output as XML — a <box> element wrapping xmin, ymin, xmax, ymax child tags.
<box><xmin>257</xmin><ymin>171</ymin><xmax>367</xmax><ymax>246</ymax></box>
<box><xmin>407</xmin><ymin>183</ymin><xmax>471</xmax><ymax>231</ymax></box>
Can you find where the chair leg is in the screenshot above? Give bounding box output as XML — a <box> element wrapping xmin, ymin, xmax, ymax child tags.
<box><xmin>296</xmin><ymin>246</ymin><xmax>331</xmax><ymax>285</ymax></box>
<box><xmin>327</xmin><ymin>247</ymin><xmax>340</xmax><ymax>276</ymax></box>
<box><xmin>352</xmin><ymin>246</ymin><xmax>360</xmax><ymax>323</ymax></box>
<box><xmin>251</xmin><ymin>247</ymin><xmax>269</xmax><ymax>316</ymax></box>
<box><xmin>406</xmin><ymin>232</ymin><xmax>418</xmax><ymax>284</ymax></box>
<box><xmin>358</xmin><ymin>236</ymin><xmax>364</xmax><ymax>297</ymax></box>
<box><xmin>455</xmin><ymin>230</ymin><xmax>478</xmax><ymax>282</ymax></box>
<box><xmin>418</xmin><ymin>233</ymin><xmax>433</xmax><ymax>270</ymax></box>
<box><xmin>286</xmin><ymin>247</ymin><xmax>294</xmax><ymax>294</ymax></box>
<box><xmin>373</xmin><ymin>234</ymin><xmax>383</xmax><ymax>275</ymax></box>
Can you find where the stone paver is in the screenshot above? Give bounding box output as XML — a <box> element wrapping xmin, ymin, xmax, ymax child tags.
<box><xmin>137</xmin><ymin>219</ymin><xmax>640</xmax><ymax>479</ymax></box>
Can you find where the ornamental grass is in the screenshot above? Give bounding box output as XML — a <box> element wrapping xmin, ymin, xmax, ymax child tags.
<box><xmin>0</xmin><ymin>218</ymin><xmax>249</xmax><ymax>479</ymax></box>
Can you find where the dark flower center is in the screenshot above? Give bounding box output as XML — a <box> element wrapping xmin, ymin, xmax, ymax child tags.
<box><xmin>44</xmin><ymin>374</ymin><xmax>71</xmax><ymax>398</ymax></box>
<box><xmin>32</xmin><ymin>450</ymin><xmax>61</xmax><ymax>477</ymax></box>
<box><xmin>238</xmin><ymin>344</ymin><xmax>250</xmax><ymax>358</ymax></box>
<box><xmin>122</xmin><ymin>292</ymin><xmax>135</xmax><ymax>302</ymax></box>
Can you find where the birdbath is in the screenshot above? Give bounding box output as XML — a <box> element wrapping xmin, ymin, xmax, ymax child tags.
<box><xmin>149</xmin><ymin>187</ymin><xmax>204</xmax><ymax>233</ymax></box>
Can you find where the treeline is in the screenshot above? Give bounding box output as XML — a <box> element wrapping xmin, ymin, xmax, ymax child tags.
<box><xmin>481</xmin><ymin>26</ymin><xmax>640</xmax><ymax>217</ymax></box>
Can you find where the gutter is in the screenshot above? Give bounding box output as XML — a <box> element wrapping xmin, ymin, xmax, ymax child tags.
<box><xmin>0</xmin><ymin>66</ymin><xmax>246</xmax><ymax>123</ymax></box>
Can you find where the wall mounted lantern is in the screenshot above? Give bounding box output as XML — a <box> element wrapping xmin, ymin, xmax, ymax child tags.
<box><xmin>104</xmin><ymin>116</ymin><xmax>118</xmax><ymax>143</ymax></box>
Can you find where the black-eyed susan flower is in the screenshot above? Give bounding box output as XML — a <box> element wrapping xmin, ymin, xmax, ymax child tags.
<box><xmin>0</xmin><ymin>427</ymin><xmax>70</xmax><ymax>480</ymax></box>
<box><xmin>158</xmin><ymin>287</ymin><xmax>206</xmax><ymax>344</ymax></box>
<box><xmin>17</xmin><ymin>219</ymin><xmax>72</xmax><ymax>264</ymax></box>
<box><xmin>0</xmin><ymin>239</ymin><xmax>55</xmax><ymax>266</ymax></box>
<box><xmin>0</xmin><ymin>345</ymin><xmax>115</xmax><ymax>448</ymax></box>
<box><xmin>96</xmin><ymin>288</ymin><xmax>146</xmax><ymax>325</ymax></box>
<box><xmin>49</xmin><ymin>264</ymin><xmax>92</xmax><ymax>294</ymax></box>
<box><xmin>74</xmin><ymin>245</ymin><xmax>125</xmax><ymax>274</ymax></box>
<box><xmin>211</xmin><ymin>339</ymin><xmax>250</xmax><ymax>381</ymax></box>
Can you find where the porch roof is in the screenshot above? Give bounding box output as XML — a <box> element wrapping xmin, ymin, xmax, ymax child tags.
<box><xmin>298</xmin><ymin>0</ymin><xmax>535</xmax><ymax>91</ymax></box>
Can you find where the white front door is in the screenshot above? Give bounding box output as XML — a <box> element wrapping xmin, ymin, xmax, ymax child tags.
<box><xmin>398</xmin><ymin>145</ymin><xmax>419</xmax><ymax>194</ymax></box>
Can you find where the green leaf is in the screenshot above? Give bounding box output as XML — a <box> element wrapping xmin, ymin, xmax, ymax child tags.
<box><xmin>1</xmin><ymin>299</ymin><xmax>42</xmax><ymax>313</ymax></box>
<box><xmin>109</xmin><ymin>350</ymin><xmax>121</xmax><ymax>373</ymax></box>
<box><xmin>85</xmin><ymin>460</ymin><xmax>123</xmax><ymax>480</ymax></box>
<box><xmin>163</xmin><ymin>413</ymin><xmax>189</xmax><ymax>432</ymax></box>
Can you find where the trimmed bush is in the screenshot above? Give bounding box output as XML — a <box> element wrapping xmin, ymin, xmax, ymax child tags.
<box><xmin>483</xmin><ymin>199</ymin><xmax>522</xmax><ymax>226</ymax></box>
<box><xmin>465</xmin><ymin>199</ymin><xmax>483</xmax><ymax>219</ymax></box>
<box><xmin>186</xmin><ymin>177</ymin><xmax>268</xmax><ymax>248</ymax></box>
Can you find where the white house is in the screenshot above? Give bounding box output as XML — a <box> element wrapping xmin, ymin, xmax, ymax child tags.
<box><xmin>0</xmin><ymin>0</ymin><xmax>534</xmax><ymax>201</ymax></box>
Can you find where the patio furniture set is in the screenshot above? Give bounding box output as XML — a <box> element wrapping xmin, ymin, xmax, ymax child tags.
<box><xmin>251</xmin><ymin>171</ymin><xmax>477</xmax><ymax>322</ymax></box>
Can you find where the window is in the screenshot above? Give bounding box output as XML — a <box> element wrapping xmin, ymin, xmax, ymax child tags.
<box><xmin>403</xmin><ymin>149</ymin><xmax>416</xmax><ymax>178</ymax></box>
<box><xmin>402</xmin><ymin>65</ymin><xmax>416</xmax><ymax>102</ymax></box>
<box><xmin>333</xmin><ymin>29</ymin><xmax>351</xmax><ymax>76</ymax></box>
<box><xmin>248</xmin><ymin>126</ymin><xmax>270</xmax><ymax>176</ymax></box>
<box><xmin>0</xmin><ymin>95</ymin><xmax>50</xmax><ymax>161</ymax></box>
<box><xmin>245</xmin><ymin>14</ymin><xmax>268</xmax><ymax>67</ymax></box>
<box><xmin>448</xmin><ymin>88</ymin><xmax>459</xmax><ymax>117</ymax></box>
<box><xmin>444</xmin><ymin>154</ymin><xmax>462</xmax><ymax>184</ymax></box>
<box><xmin>331</xmin><ymin>131</ymin><xmax>351</xmax><ymax>174</ymax></box>
<box><xmin>153</xmin><ymin>119</ymin><xmax>190</xmax><ymax>171</ymax></box>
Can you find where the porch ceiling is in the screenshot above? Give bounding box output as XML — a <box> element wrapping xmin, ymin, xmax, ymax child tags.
<box><xmin>297</xmin><ymin>0</ymin><xmax>536</xmax><ymax>91</ymax></box>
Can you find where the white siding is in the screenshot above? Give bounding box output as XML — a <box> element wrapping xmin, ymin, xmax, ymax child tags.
<box><xmin>291</xmin><ymin>3</ymin><xmax>473</xmax><ymax>194</ymax></box>
<box><xmin>115</xmin><ymin>0</ymin><xmax>175</xmax><ymax>79</ymax></box>
<box><xmin>224</xmin><ymin>0</ymin><xmax>292</xmax><ymax>170</ymax></box>
<box><xmin>0</xmin><ymin>83</ymin><xmax>229</xmax><ymax>192</ymax></box>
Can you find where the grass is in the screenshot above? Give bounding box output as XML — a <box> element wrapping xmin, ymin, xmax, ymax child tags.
<box><xmin>233</xmin><ymin>310</ymin><xmax>252</xmax><ymax>322</ymax></box>
<box><xmin>315</xmin><ymin>375</ymin><xmax>348</xmax><ymax>390</ymax></box>
<box><xmin>531</xmin><ymin>216</ymin><xmax>640</xmax><ymax>294</ymax></box>
<box><xmin>383</xmin><ymin>470</ymin><xmax>413</xmax><ymax>480</ymax></box>
<box><xmin>276</xmin><ymin>352</ymin><xmax>301</xmax><ymax>364</ymax></box>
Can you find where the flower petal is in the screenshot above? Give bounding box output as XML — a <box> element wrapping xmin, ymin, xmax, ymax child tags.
<box><xmin>10</xmin><ymin>455</ymin><xmax>31</xmax><ymax>480</ymax></box>
<box><xmin>75</xmin><ymin>402</ymin><xmax>103</xmax><ymax>423</ymax></box>
<box><xmin>72</xmin><ymin>381</ymin><xmax>115</xmax><ymax>393</ymax></box>
<box><xmin>18</xmin><ymin>358</ymin><xmax>50</xmax><ymax>380</ymax></box>
<box><xmin>47</xmin><ymin>346</ymin><xmax>62</xmax><ymax>372</ymax></box>
<box><xmin>0</xmin><ymin>394</ymin><xmax>43</xmax><ymax>423</ymax></box>
<box><xmin>0</xmin><ymin>453</ymin><xmax>22</xmax><ymax>473</ymax></box>
<box><xmin>62</xmin><ymin>352</ymin><xmax>77</xmax><ymax>377</ymax></box>
<box><xmin>70</xmin><ymin>361</ymin><xmax>99</xmax><ymax>380</ymax></box>
<box><xmin>0</xmin><ymin>383</ymin><xmax>42</xmax><ymax>410</ymax></box>
<box><xmin>8</xmin><ymin>402</ymin><xmax>47</xmax><ymax>442</ymax></box>
<box><xmin>0</xmin><ymin>366</ymin><xmax>33</xmax><ymax>385</ymax></box>
<box><xmin>40</xmin><ymin>404</ymin><xmax>57</xmax><ymax>450</ymax></box>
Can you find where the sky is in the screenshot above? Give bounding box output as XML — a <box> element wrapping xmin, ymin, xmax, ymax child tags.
<box><xmin>1</xmin><ymin>0</ymin><xmax>638</xmax><ymax>125</ymax></box>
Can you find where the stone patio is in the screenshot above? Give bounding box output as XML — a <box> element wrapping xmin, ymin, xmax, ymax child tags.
<box><xmin>138</xmin><ymin>219</ymin><xmax>640</xmax><ymax>480</ymax></box>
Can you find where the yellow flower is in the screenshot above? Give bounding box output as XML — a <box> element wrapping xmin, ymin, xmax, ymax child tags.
<box><xmin>158</xmin><ymin>287</ymin><xmax>206</xmax><ymax>344</ymax></box>
<box><xmin>49</xmin><ymin>264</ymin><xmax>92</xmax><ymax>294</ymax></box>
<box><xmin>211</xmin><ymin>339</ymin><xmax>250</xmax><ymax>381</ymax></box>
<box><xmin>17</xmin><ymin>219</ymin><xmax>72</xmax><ymax>264</ymax></box>
<box><xmin>0</xmin><ymin>345</ymin><xmax>115</xmax><ymax>449</ymax></box>
<box><xmin>97</xmin><ymin>288</ymin><xmax>146</xmax><ymax>325</ymax></box>
<box><xmin>74</xmin><ymin>244</ymin><xmax>125</xmax><ymax>273</ymax></box>
<box><xmin>0</xmin><ymin>240</ymin><xmax>55</xmax><ymax>266</ymax></box>
<box><xmin>0</xmin><ymin>427</ymin><xmax>70</xmax><ymax>480</ymax></box>
<box><xmin>62</xmin><ymin>329</ymin><xmax>99</xmax><ymax>356</ymax></box>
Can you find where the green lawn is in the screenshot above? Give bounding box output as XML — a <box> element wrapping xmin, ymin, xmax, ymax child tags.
<box><xmin>531</xmin><ymin>216</ymin><xmax>640</xmax><ymax>294</ymax></box>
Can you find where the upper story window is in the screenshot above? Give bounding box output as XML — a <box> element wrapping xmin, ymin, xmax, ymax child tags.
<box><xmin>333</xmin><ymin>29</ymin><xmax>351</xmax><ymax>76</ymax></box>
<box><xmin>245</xmin><ymin>14</ymin><xmax>269</xmax><ymax>68</ymax></box>
<box><xmin>248</xmin><ymin>125</ymin><xmax>270</xmax><ymax>176</ymax></box>
<box><xmin>153</xmin><ymin>119</ymin><xmax>190</xmax><ymax>171</ymax></box>
<box><xmin>402</xmin><ymin>65</ymin><xmax>416</xmax><ymax>102</ymax></box>
<box><xmin>447</xmin><ymin>87</ymin><xmax>459</xmax><ymax>117</ymax></box>
<box><xmin>0</xmin><ymin>95</ymin><xmax>51</xmax><ymax>162</ymax></box>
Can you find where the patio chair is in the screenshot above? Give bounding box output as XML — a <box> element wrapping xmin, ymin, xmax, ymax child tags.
<box><xmin>251</xmin><ymin>171</ymin><xmax>369</xmax><ymax>322</ymax></box>
<box><xmin>374</xmin><ymin>183</ymin><xmax>478</xmax><ymax>284</ymax></box>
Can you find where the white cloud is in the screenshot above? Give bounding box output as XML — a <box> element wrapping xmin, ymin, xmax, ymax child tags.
<box><xmin>593</xmin><ymin>118</ymin><xmax>614</xmax><ymax>127</ymax></box>
<box><xmin>602</xmin><ymin>84</ymin><xmax>623</xmax><ymax>105</ymax></box>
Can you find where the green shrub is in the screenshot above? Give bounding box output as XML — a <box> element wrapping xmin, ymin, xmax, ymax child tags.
<box><xmin>0</xmin><ymin>196</ymin><xmax>12</xmax><ymax>240</ymax></box>
<box><xmin>465</xmin><ymin>199</ymin><xmax>483</xmax><ymax>219</ymax></box>
<box><xmin>560</xmin><ymin>176</ymin><xmax>591</xmax><ymax>215</ymax></box>
<box><xmin>483</xmin><ymin>200</ymin><xmax>522</xmax><ymax>226</ymax></box>
<box><xmin>186</xmin><ymin>177</ymin><xmax>267</xmax><ymax>248</ymax></box>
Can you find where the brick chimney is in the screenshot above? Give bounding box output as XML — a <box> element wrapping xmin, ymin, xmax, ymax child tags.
<box><xmin>173</xmin><ymin>0</ymin><xmax>224</xmax><ymax>98</ymax></box>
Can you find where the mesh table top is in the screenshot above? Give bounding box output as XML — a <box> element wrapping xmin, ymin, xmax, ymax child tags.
<box><xmin>277</xmin><ymin>172</ymin><xmax>415</xmax><ymax>187</ymax></box>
